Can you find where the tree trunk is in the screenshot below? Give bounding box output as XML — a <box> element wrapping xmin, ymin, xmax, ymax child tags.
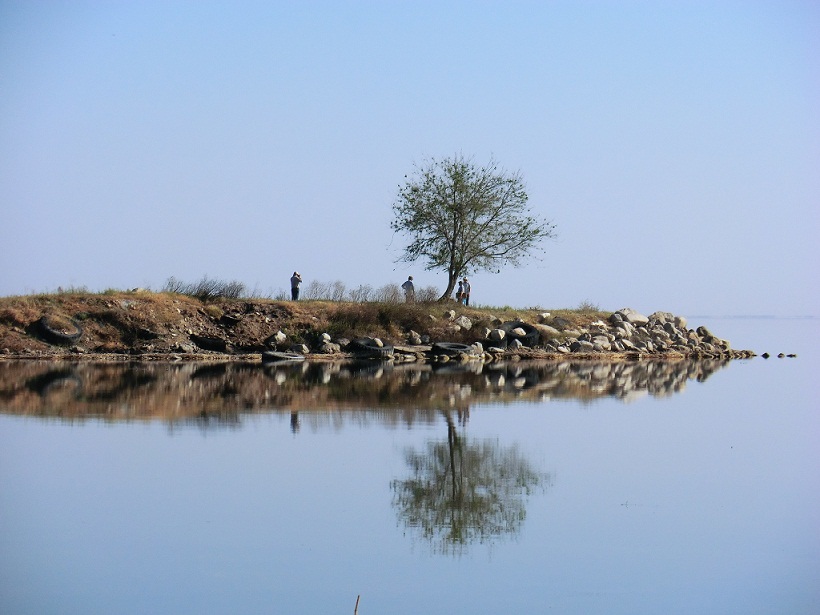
<box><xmin>438</xmin><ymin>268</ymin><xmax>459</xmax><ymax>301</ymax></box>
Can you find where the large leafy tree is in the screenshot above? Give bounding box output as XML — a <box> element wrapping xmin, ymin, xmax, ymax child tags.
<box><xmin>391</xmin><ymin>154</ymin><xmax>556</xmax><ymax>301</ymax></box>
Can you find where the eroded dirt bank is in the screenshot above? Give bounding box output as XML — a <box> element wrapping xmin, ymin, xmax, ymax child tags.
<box><xmin>0</xmin><ymin>291</ymin><xmax>753</xmax><ymax>362</ymax></box>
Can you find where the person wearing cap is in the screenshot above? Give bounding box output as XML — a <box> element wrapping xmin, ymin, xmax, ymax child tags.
<box><xmin>401</xmin><ymin>275</ymin><xmax>415</xmax><ymax>303</ymax></box>
<box><xmin>462</xmin><ymin>277</ymin><xmax>471</xmax><ymax>306</ymax></box>
<box><xmin>290</xmin><ymin>271</ymin><xmax>302</xmax><ymax>300</ymax></box>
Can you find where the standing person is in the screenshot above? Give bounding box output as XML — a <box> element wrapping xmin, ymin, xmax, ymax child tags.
<box><xmin>456</xmin><ymin>280</ymin><xmax>464</xmax><ymax>304</ymax></box>
<box><xmin>401</xmin><ymin>275</ymin><xmax>415</xmax><ymax>303</ymax></box>
<box><xmin>462</xmin><ymin>277</ymin><xmax>471</xmax><ymax>306</ymax></box>
<box><xmin>290</xmin><ymin>271</ymin><xmax>302</xmax><ymax>300</ymax></box>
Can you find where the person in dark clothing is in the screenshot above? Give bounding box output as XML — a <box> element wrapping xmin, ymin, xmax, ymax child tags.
<box><xmin>290</xmin><ymin>271</ymin><xmax>302</xmax><ymax>300</ymax></box>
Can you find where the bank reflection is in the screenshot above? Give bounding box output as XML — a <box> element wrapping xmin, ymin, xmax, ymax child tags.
<box><xmin>392</xmin><ymin>410</ymin><xmax>550</xmax><ymax>555</ymax></box>
<box><xmin>0</xmin><ymin>357</ymin><xmax>733</xmax><ymax>425</ymax></box>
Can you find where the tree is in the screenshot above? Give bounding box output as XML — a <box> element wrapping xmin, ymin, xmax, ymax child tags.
<box><xmin>391</xmin><ymin>154</ymin><xmax>557</xmax><ymax>301</ymax></box>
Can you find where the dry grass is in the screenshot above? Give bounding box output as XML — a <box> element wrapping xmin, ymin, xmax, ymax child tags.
<box><xmin>0</xmin><ymin>289</ymin><xmax>612</xmax><ymax>356</ymax></box>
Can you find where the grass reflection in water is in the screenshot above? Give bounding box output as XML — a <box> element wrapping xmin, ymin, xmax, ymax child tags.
<box><xmin>0</xmin><ymin>356</ymin><xmax>735</xmax><ymax>426</ymax></box>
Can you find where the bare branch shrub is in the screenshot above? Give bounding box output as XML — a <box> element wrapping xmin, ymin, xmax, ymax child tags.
<box><xmin>577</xmin><ymin>299</ymin><xmax>600</xmax><ymax>313</ymax></box>
<box><xmin>348</xmin><ymin>284</ymin><xmax>374</xmax><ymax>302</ymax></box>
<box><xmin>375</xmin><ymin>283</ymin><xmax>402</xmax><ymax>304</ymax></box>
<box><xmin>162</xmin><ymin>276</ymin><xmax>246</xmax><ymax>301</ymax></box>
<box><xmin>331</xmin><ymin>280</ymin><xmax>346</xmax><ymax>302</ymax></box>
<box><xmin>416</xmin><ymin>285</ymin><xmax>440</xmax><ymax>303</ymax></box>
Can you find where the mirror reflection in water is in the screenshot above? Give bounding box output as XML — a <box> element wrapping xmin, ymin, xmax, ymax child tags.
<box><xmin>0</xmin><ymin>357</ymin><xmax>733</xmax><ymax>424</ymax></box>
<box><xmin>392</xmin><ymin>409</ymin><xmax>551</xmax><ymax>555</ymax></box>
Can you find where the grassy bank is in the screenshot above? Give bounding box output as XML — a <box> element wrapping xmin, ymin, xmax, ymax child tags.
<box><xmin>0</xmin><ymin>289</ymin><xmax>609</xmax><ymax>359</ymax></box>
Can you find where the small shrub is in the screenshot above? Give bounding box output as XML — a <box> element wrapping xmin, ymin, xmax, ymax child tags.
<box><xmin>375</xmin><ymin>283</ymin><xmax>401</xmax><ymax>304</ymax></box>
<box><xmin>577</xmin><ymin>299</ymin><xmax>600</xmax><ymax>313</ymax></box>
<box><xmin>416</xmin><ymin>285</ymin><xmax>439</xmax><ymax>303</ymax></box>
<box><xmin>204</xmin><ymin>305</ymin><xmax>224</xmax><ymax>320</ymax></box>
<box><xmin>162</xmin><ymin>276</ymin><xmax>246</xmax><ymax>301</ymax></box>
<box><xmin>348</xmin><ymin>284</ymin><xmax>374</xmax><ymax>302</ymax></box>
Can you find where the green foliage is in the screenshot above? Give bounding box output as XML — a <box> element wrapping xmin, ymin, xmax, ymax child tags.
<box><xmin>391</xmin><ymin>154</ymin><xmax>557</xmax><ymax>300</ymax></box>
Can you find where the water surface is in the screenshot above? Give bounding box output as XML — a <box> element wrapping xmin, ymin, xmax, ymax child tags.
<box><xmin>1</xmin><ymin>318</ymin><xmax>817</xmax><ymax>614</ymax></box>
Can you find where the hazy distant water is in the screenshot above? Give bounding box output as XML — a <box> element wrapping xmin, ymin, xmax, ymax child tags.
<box><xmin>0</xmin><ymin>318</ymin><xmax>817</xmax><ymax>615</ymax></box>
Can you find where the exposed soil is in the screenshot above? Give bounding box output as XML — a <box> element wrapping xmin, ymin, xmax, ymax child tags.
<box><xmin>0</xmin><ymin>291</ymin><xmax>604</xmax><ymax>362</ymax></box>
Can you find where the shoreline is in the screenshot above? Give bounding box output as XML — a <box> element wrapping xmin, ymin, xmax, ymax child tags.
<box><xmin>1</xmin><ymin>292</ymin><xmax>757</xmax><ymax>363</ymax></box>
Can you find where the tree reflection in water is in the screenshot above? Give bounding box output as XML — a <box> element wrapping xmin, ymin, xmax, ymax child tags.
<box><xmin>391</xmin><ymin>410</ymin><xmax>550</xmax><ymax>555</ymax></box>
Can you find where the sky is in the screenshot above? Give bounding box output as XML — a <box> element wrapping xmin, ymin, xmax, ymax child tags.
<box><xmin>1</xmin><ymin>0</ymin><xmax>818</xmax><ymax>317</ymax></box>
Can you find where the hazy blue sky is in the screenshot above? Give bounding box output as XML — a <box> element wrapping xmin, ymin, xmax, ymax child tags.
<box><xmin>2</xmin><ymin>1</ymin><xmax>818</xmax><ymax>316</ymax></box>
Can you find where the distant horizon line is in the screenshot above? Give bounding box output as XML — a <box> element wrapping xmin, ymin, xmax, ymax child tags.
<box><xmin>687</xmin><ymin>314</ymin><xmax>818</xmax><ymax>320</ymax></box>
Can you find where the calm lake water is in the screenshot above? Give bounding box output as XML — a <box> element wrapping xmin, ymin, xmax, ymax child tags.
<box><xmin>1</xmin><ymin>317</ymin><xmax>817</xmax><ymax>615</ymax></box>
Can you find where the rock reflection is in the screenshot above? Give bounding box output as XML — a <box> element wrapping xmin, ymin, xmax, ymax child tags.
<box><xmin>392</xmin><ymin>411</ymin><xmax>549</xmax><ymax>555</ymax></box>
<box><xmin>0</xmin><ymin>357</ymin><xmax>734</xmax><ymax>425</ymax></box>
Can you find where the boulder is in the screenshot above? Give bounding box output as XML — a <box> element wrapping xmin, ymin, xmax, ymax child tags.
<box><xmin>533</xmin><ymin>323</ymin><xmax>561</xmax><ymax>339</ymax></box>
<box><xmin>489</xmin><ymin>328</ymin><xmax>506</xmax><ymax>342</ymax></box>
<box><xmin>454</xmin><ymin>315</ymin><xmax>472</xmax><ymax>330</ymax></box>
<box><xmin>649</xmin><ymin>311</ymin><xmax>675</xmax><ymax>324</ymax></box>
<box><xmin>615</xmin><ymin>308</ymin><xmax>649</xmax><ymax>326</ymax></box>
<box><xmin>570</xmin><ymin>340</ymin><xmax>594</xmax><ymax>353</ymax></box>
<box><xmin>552</xmin><ymin>316</ymin><xmax>572</xmax><ymax>330</ymax></box>
<box><xmin>316</xmin><ymin>342</ymin><xmax>341</xmax><ymax>354</ymax></box>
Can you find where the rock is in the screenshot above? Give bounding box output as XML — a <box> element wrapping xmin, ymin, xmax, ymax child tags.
<box><xmin>570</xmin><ymin>340</ymin><xmax>594</xmax><ymax>353</ymax></box>
<box><xmin>273</xmin><ymin>330</ymin><xmax>287</xmax><ymax>345</ymax></box>
<box><xmin>649</xmin><ymin>311</ymin><xmax>675</xmax><ymax>324</ymax></box>
<box><xmin>373</xmin><ymin>338</ymin><xmax>384</xmax><ymax>348</ymax></box>
<box><xmin>511</xmin><ymin>327</ymin><xmax>526</xmax><ymax>337</ymax></box>
<box><xmin>696</xmin><ymin>326</ymin><xmax>715</xmax><ymax>339</ymax></box>
<box><xmin>320</xmin><ymin>332</ymin><xmax>332</xmax><ymax>343</ymax></box>
<box><xmin>489</xmin><ymin>328</ymin><xmax>506</xmax><ymax>342</ymax></box>
<box><xmin>454</xmin><ymin>315</ymin><xmax>472</xmax><ymax>330</ymax></box>
<box><xmin>552</xmin><ymin>316</ymin><xmax>572</xmax><ymax>329</ymax></box>
<box><xmin>592</xmin><ymin>335</ymin><xmax>611</xmax><ymax>351</ymax></box>
<box><xmin>537</xmin><ymin>312</ymin><xmax>551</xmax><ymax>323</ymax></box>
<box><xmin>290</xmin><ymin>344</ymin><xmax>310</xmax><ymax>354</ymax></box>
<box><xmin>509</xmin><ymin>339</ymin><xmax>523</xmax><ymax>350</ymax></box>
<box><xmin>444</xmin><ymin>310</ymin><xmax>456</xmax><ymax>321</ymax></box>
<box><xmin>533</xmin><ymin>323</ymin><xmax>561</xmax><ymax>339</ymax></box>
<box><xmin>615</xmin><ymin>308</ymin><xmax>649</xmax><ymax>326</ymax></box>
<box><xmin>316</xmin><ymin>342</ymin><xmax>341</xmax><ymax>354</ymax></box>
<box><xmin>190</xmin><ymin>334</ymin><xmax>227</xmax><ymax>352</ymax></box>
